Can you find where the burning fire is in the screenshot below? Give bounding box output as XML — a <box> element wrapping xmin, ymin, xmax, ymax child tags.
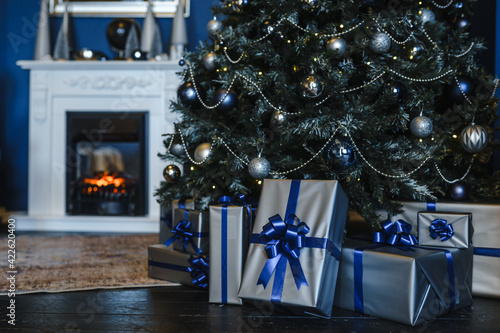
<box><xmin>82</xmin><ymin>172</ymin><xmax>127</xmax><ymax>188</ymax></box>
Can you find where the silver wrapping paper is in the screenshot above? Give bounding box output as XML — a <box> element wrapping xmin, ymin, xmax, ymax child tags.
<box><xmin>148</xmin><ymin>244</ymin><xmax>193</xmax><ymax>287</ymax></box>
<box><xmin>159</xmin><ymin>200</ymin><xmax>195</xmax><ymax>244</ymax></box>
<box><xmin>380</xmin><ymin>201</ymin><xmax>500</xmax><ymax>298</ymax></box>
<box><xmin>418</xmin><ymin>212</ymin><xmax>473</xmax><ymax>248</ymax></box>
<box><xmin>173</xmin><ymin>209</ymin><xmax>209</xmax><ymax>255</ymax></box>
<box><xmin>334</xmin><ymin>239</ymin><xmax>473</xmax><ymax>326</ymax></box>
<box><xmin>209</xmin><ymin>205</ymin><xmax>250</xmax><ymax>305</ymax></box>
<box><xmin>238</xmin><ymin>179</ymin><xmax>348</xmax><ymax>317</ymax></box>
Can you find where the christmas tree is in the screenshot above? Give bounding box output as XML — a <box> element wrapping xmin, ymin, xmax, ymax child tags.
<box><xmin>157</xmin><ymin>0</ymin><xmax>499</xmax><ymax>228</ymax></box>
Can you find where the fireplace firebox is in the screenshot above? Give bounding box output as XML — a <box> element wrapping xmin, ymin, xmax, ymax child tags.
<box><xmin>66</xmin><ymin>112</ymin><xmax>148</xmax><ymax>216</ymax></box>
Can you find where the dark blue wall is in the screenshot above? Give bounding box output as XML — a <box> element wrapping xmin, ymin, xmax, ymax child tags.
<box><xmin>0</xmin><ymin>0</ymin><xmax>214</xmax><ymax>211</ymax></box>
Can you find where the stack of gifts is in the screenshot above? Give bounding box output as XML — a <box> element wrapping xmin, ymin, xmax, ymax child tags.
<box><xmin>334</xmin><ymin>217</ymin><xmax>474</xmax><ymax>325</ymax></box>
<box><xmin>148</xmin><ymin>199</ymin><xmax>209</xmax><ymax>289</ymax></box>
<box><xmin>380</xmin><ymin>201</ymin><xmax>500</xmax><ymax>299</ymax></box>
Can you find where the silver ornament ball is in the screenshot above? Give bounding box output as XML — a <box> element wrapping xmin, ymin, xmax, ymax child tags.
<box><xmin>370</xmin><ymin>32</ymin><xmax>391</xmax><ymax>54</ymax></box>
<box><xmin>460</xmin><ymin>124</ymin><xmax>488</xmax><ymax>153</ymax></box>
<box><xmin>203</xmin><ymin>52</ymin><xmax>218</xmax><ymax>71</ymax></box>
<box><xmin>169</xmin><ymin>142</ymin><xmax>186</xmax><ymax>157</ymax></box>
<box><xmin>410</xmin><ymin>116</ymin><xmax>433</xmax><ymax>138</ymax></box>
<box><xmin>420</xmin><ymin>8</ymin><xmax>436</xmax><ymax>24</ymax></box>
<box><xmin>163</xmin><ymin>165</ymin><xmax>181</xmax><ymax>183</ymax></box>
<box><xmin>326</xmin><ymin>37</ymin><xmax>347</xmax><ymax>57</ymax></box>
<box><xmin>206</xmin><ymin>17</ymin><xmax>223</xmax><ymax>36</ymax></box>
<box><xmin>299</xmin><ymin>73</ymin><xmax>324</xmax><ymax>99</ymax></box>
<box><xmin>194</xmin><ymin>143</ymin><xmax>212</xmax><ymax>162</ymax></box>
<box><xmin>248</xmin><ymin>157</ymin><xmax>271</xmax><ymax>179</ymax></box>
<box><xmin>270</xmin><ymin>111</ymin><xmax>289</xmax><ymax>130</ymax></box>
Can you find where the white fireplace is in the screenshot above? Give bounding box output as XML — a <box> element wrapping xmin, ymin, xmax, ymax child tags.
<box><xmin>15</xmin><ymin>60</ymin><xmax>180</xmax><ymax>232</ymax></box>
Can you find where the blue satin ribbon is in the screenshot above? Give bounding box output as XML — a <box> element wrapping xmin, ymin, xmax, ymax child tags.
<box><xmin>373</xmin><ymin>219</ymin><xmax>418</xmax><ymax>249</ymax></box>
<box><xmin>474</xmin><ymin>247</ymin><xmax>500</xmax><ymax>257</ymax></box>
<box><xmin>218</xmin><ymin>194</ymin><xmax>252</xmax><ymax>303</ymax></box>
<box><xmin>427</xmin><ymin>201</ymin><xmax>436</xmax><ymax>211</ymax></box>
<box><xmin>187</xmin><ymin>255</ymin><xmax>210</xmax><ymax>289</ymax></box>
<box><xmin>429</xmin><ymin>219</ymin><xmax>455</xmax><ymax>242</ymax></box>
<box><xmin>250</xmin><ymin>179</ymin><xmax>341</xmax><ymax>304</ymax></box>
<box><xmin>165</xmin><ymin>210</ymin><xmax>206</xmax><ymax>254</ymax></box>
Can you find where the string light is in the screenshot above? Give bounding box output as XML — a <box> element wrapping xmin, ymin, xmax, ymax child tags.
<box><xmin>434</xmin><ymin>159</ymin><xmax>474</xmax><ymax>184</ymax></box>
<box><xmin>431</xmin><ymin>0</ymin><xmax>454</xmax><ymax>9</ymax></box>
<box><xmin>453</xmin><ymin>42</ymin><xmax>475</xmax><ymax>58</ymax></box>
<box><xmin>387</xmin><ymin>68</ymin><xmax>454</xmax><ymax>82</ymax></box>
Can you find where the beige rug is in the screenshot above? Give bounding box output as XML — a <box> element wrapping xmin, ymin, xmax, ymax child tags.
<box><xmin>0</xmin><ymin>234</ymin><xmax>178</xmax><ymax>294</ymax></box>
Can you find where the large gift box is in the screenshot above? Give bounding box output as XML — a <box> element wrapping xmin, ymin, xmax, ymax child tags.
<box><xmin>167</xmin><ymin>209</ymin><xmax>209</xmax><ymax>255</ymax></box>
<box><xmin>238</xmin><ymin>179</ymin><xmax>348</xmax><ymax>317</ymax></box>
<box><xmin>209</xmin><ymin>196</ymin><xmax>252</xmax><ymax>304</ymax></box>
<box><xmin>159</xmin><ymin>199</ymin><xmax>195</xmax><ymax>244</ymax></box>
<box><xmin>148</xmin><ymin>244</ymin><xmax>209</xmax><ymax>289</ymax></box>
<box><xmin>382</xmin><ymin>201</ymin><xmax>500</xmax><ymax>298</ymax></box>
<box><xmin>417</xmin><ymin>211</ymin><xmax>473</xmax><ymax>248</ymax></box>
<box><xmin>334</xmin><ymin>238</ymin><xmax>474</xmax><ymax>326</ymax></box>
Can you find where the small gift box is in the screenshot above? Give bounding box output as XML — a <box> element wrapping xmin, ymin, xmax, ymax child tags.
<box><xmin>417</xmin><ymin>211</ymin><xmax>473</xmax><ymax>248</ymax></box>
<box><xmin>380</xmin><ymin>201</ymin><xmax>500</xmax><ymax>298</ymax></box>
<box><xmin>148</xmin><ymin>244</ymin><xmax>209</xmax><ymax>289</ymax></box>
<box><xmin>209</xmin><ymin>195</ymin><xmax>252</xmax><ymax>305</ymax></box>
<box><xmin>166</xmin><ymin>209</ymin><xmax>209</xmax><ymax>255</ymax></box>
<box><xmin>159</xmin><ymin>199</ymin><xmax>195</xmax><ymax>245</ymax></box>
<box><xmin>238</xmin><ymin>179</ymin><xmax>348</xmax><ymax>317</ymax></box>
<box><xmin>334</xmin><ymin>238</ymin><xmax>474</xmax><ymax>326</ymax></box>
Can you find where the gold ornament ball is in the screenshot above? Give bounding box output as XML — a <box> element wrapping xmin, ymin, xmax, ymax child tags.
<box><xmin>194</xmin><ymin>143</ymin><xmax>212</xmax><ymax>162</ymax></box>
<box><xmin>163</xmin><ymin>165</ymin><xmax>181</xmax><ymax>183</ymax></box>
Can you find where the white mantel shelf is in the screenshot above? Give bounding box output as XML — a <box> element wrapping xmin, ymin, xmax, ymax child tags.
<box><xmin>17</xmin><ymin>60</ymin><xmax>181</xmax><ymax>71</ymax></box>
<box><xmin>17</xmin><ymin>59</ymin><xmax>182</xmax><ymax>233</ymax></box>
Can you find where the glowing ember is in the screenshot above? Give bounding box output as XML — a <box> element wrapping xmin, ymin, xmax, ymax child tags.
<box><xmin>82</xmin><ymin>172</ymin><xmax>127</xmax><ymax>188</ymax></box>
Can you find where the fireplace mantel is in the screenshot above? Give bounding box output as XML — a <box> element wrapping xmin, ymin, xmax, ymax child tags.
<box><xmin>15</xmin><ymin>60</ymin><xmax>181</xmax><ymax>232</ymax></box>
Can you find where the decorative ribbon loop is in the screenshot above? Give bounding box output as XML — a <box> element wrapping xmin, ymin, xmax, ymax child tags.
<box><xmin>429</xmin><ymin>219</ymin><xmax>455</xmax><ymax>242</ymax></box>
<box><xmin>257</xmin><ymin>213</ymin><xmax>309</xmax><ymax>291</ymax></box>
<box><xmin>187</xmin><ymin>256</ymin><xmax>210</xmax><ymax>289</ymax></box>
<box><xmin>374</xmin><ymin>219</ymin><xmax>418</xmax><ymax>250</ymax></box>
<box><xmin>165</xmin><ymin>210</ymin><xmax>202</xmax><ymax>254</ymax></box>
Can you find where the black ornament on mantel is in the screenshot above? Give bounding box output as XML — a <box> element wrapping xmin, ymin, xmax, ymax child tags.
<box><xmin>178</xmin><ymin>81</ymin><xmax>201</xmax><ymax>107</ymax></box>
<box><xmin>214</xmin><ymin>88</ymin><xmax>238</xmax><ymax>112</ymax></box>
<box><xmin>131</xmin><ymin>49</ymin><xmax>147</xmax><ymax>60</ymax></box>
<box><xmin>448</xmin><ymin>182</ymin><xmax>468</xmax><ymax>201</ymax></box>
<box><xmin>106</xmin><ymin>18</ymin><xmax>138</xmax><ymax>59</ymax></box>
<box><xmin>446</xmin><ymin>75</ymin><xmax>475</xmax><ymax>104</ymax></box>
<box><xmin>324</xmin><ymin>139</ymin><xmax>357</xmax><ymax>169</ymax></box>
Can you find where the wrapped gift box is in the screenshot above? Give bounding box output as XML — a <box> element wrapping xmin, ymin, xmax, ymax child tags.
<box><xmin>168</xmin><ymin>209</ymin><xmax>209</xmax><ymax>255</ymax></box>
<box><xmin>381</xmin><ymin>201</ymin><xmax>500</xmax><ymax>298</ymax></box>
<box><xmin>209</xmin><ymin>199</ymin><xmax>251</xmax><ymax>304</ymax></box>
<box><xmin>148</xmin><ymin>244</ymin><xmax>209</xmax><ymax>289</ymax></box>
<box><xmin>334</xmin><ymin>238</ymin><xmax>473</xmax><ymax>326</ymax></box>
<box><xmin>417</xmin><ymin>211</ymin><xmax>473</xmax><ymax>248</ymax></box>
<box><xmin>238</xmin><ymin>179</ymin><xmax>348</xmax><ymax>317</ymax></box>
<box><xmin>159</xmin><ymin>199</ymin><xmax>195</xmax><ymax>244</ymax></box>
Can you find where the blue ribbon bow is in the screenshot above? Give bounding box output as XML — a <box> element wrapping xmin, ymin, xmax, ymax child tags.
<box><xmin>187</xmin><ymin>256</ymin><xmax>210</xmax><ymax>289</ymax></box>
<box><xmin>374</xmin><ymin>219</ymin><xmax>418</xmax><ymax>249</ymax></box>
<box><xmin>429</xmin><ymin>219</ymin><xmax>455</xmax><ymax>242</ymax></box>
<box><xmin>257</xmin><ymin>214</ymin><xmax>310</xmax><ymax>296</ymax></box>
<box><xmin>219</xmin><ymin>193</ymin><xmax>253</xmax><ymax>229</ymax></box>
<box><xmin>165</xmin><ymin>210</ymin><xmax>202</xmax><ymax>255</ymax></box>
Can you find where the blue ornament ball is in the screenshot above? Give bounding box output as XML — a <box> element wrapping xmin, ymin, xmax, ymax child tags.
<box><xmin>324</xmin><ymin>139</ymin><xmax>357</xmax><ymax>169</ymax></box>
<box><xmin>213</xmin><ymin>88</ymin><xmax>238</xmax><ymax>112</ymax></box>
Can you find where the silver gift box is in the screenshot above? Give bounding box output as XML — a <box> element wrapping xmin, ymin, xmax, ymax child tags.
<box><xmin>159</xmin><ymin>199</ymin><xmax>195</xmax><ymax>244</ymax></box>
<box><xmin>209</xmin><ymin>204</ymin><xmax>251</xmax><ymax>305</ymax></box>
<box><xmin>148</xmin><ymin>244</ymin><xmax>195</xmax><ymax>287</ymax></box>
<box><xmin>418</xmin><ymin>211</ymin><xmax>473</xmax><ymax>248</ymax></box>
<box><xmin>172</xmin><ymin>208</ymin><xmax>209</xmax><ymax>255</ymax></box>
<box><xmin>238</xmin><ymin>179</ymin><xmax>348</xmax><ymax>317</ymax></box>
<box><xmin>380</xmin><ymin>201</ymin><xmax>500</xmax><ymax>298</ymax></box>
<box><xmin>334</xmin><ymin>239</ymin><xmax>473</xmax><ymax>326</ymax></box>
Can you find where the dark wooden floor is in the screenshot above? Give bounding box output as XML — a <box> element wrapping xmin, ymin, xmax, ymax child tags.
<box><xmin>1</xmin><ymin>286</ymin><xmax>499</xmax><ymax>332</ymax></box>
